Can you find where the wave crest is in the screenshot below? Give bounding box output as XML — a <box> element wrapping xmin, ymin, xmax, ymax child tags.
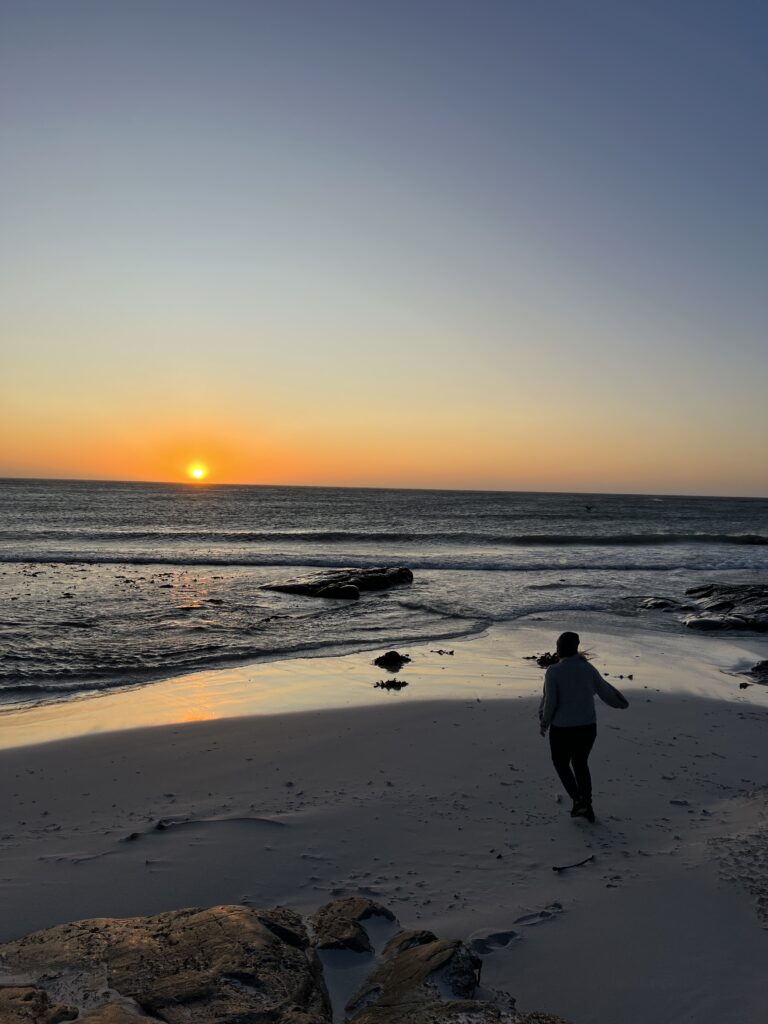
<box><xmin>1</xmin><ymin>529</ymin><xmax>766</xmax><ymax>546</ymax></box>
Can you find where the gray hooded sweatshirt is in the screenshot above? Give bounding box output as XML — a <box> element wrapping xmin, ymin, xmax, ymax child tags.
<box><xmin>539</xmin><ymin>655</ymin><xmax>629</xmax><ymax>730</ymax></box>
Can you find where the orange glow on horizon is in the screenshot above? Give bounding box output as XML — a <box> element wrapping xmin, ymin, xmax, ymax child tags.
<box><xmin>1</xmin><ymin>403</ymin><xmax>766</xmax><ymax>497</ymax></box>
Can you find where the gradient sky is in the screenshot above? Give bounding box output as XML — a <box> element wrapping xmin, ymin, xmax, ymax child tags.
<box><xmin>1</xmin><ymin>0</ymin><xmax>766</xmax><ymax>494</ymax></box>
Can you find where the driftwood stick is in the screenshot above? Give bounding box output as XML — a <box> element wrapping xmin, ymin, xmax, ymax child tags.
<box><xmin>552</xmin><ymin>854</ymin><xmax>594</xmax><ymax>873</ymax></box>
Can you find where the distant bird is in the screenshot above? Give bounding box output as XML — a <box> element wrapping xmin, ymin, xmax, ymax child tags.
<box><xmin>584</xmin><ymin>505</ymin><xmax>594</xmax><ymax>512</ymax></box>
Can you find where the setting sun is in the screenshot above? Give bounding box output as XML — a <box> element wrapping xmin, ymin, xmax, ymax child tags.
<box><xmin>187</xmin><ymin>463</ymin><xmax>209</xmax><ymax>482</ymax></box>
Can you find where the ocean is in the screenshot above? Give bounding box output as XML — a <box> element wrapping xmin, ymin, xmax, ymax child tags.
<box><xmin>1</xmin><ymin>479</ymin><xmax>766</xmax><ymax>710</ymax></box>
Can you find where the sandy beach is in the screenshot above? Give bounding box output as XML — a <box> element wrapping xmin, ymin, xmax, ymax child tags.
<box><xmin>1</xmin><ymin>622</ymin><xmax>766</xmax><ymax>1023</ymax></box>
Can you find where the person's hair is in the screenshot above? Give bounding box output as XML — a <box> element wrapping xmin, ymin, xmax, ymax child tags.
<box><xmin>556</xmin><ymin>631</ymin><xmax>580</xmax><ymax>657</ymax></box>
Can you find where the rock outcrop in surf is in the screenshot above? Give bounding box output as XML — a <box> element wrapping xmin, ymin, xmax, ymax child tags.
<box><xmin>682</xmin><ymin>583</ymin><xmax>768</xmax><ymax>631</ymax></box>
<box><xmin>635</xmin><ymin>583</ymin><xmax>768</xmax><ymax>632</ymax></box>
<box><xmin>263</xmin><ymin>567</ymin><xmax>414</xmax><ymax>600</ymax></box>
<box><xmin>745</xmin><ymin>659</ymin><xmax>768</xmax><ymax>684</ymax></box>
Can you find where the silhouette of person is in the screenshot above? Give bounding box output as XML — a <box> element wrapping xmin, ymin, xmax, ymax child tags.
<box><xmin>539</xmin><ymin>631</ymin><xmax>629</xmax><ymax>821</ymax></box>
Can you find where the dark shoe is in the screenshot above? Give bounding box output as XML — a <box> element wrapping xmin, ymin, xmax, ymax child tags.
<box><xmin>583</xmin><ymin>803</ymin><xmax>596</xmax><ymax>823</ymax></box>
<box><xmin>570</xmin><ymin>800</ymin><xmax>588</xmax><ymax>818</ymax></box>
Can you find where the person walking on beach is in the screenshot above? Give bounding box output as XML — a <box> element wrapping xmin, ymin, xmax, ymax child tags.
<box><xmin>539</xmin><ymin>631</ymin><xmax>629</xmax><ymax>822</ymax></box>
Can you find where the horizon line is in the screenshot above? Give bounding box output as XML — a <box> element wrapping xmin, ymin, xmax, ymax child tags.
<box><xmin>1</xmin><ymin>475</ymin><xmax>766</xmax><ymax>502</ymax></box>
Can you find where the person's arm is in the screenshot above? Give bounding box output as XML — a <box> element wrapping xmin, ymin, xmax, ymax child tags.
<box><xmin>591</xmin><ymin>665</ymin><xmax>629</xmax><ymax>709</ymax></box>
<box><xmin>539</xmin><ymin>668</ymin><xmax>559</xmax><ymax>733</ymax></box>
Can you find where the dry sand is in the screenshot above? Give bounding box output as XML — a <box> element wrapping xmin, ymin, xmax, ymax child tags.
<box><xmin>1</xmin><ymin>622</ymin><xmax>766</xmax><ymax>1023</ymax></box>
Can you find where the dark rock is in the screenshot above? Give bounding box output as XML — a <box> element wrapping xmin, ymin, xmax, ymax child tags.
<box><xmin>682</xmin><ymin>583</ymin><xmax>768</xmax><ymax>632</ymax></box>
<box><xmin>519</xmin><ymin>1017</ymin><xmax>574</xmax><ymax>1024</ymax></box>
<box><xmin>382</xmin><ymin>929</ymin><xmax>438</xmax><ymax>957</ymax></box>
<box><xmin>79</xmin><ymin>1008</ymin><xmax>163</xmax><ymax>1023</ymax></box>
<box><xmin>373</xmin><ymin>651</ymin><xmax>411</xmax><ymax>672</ymax></box>
<box><xmin>746</xmin><ymin>659</ymin><xmax>768</xmax><ymax>684</ymax></box>
<box><xmin>639</xmin><ymin>597</ymin><xmax>678</xmax><ymax>611</ymax></box>
<box><xmin>686</xmin><ymin>584</ymin><xmax>715</xmax><ymax>599</ymax></box>
<box><xmin>701</xmin><ymin>599</ymin><xmax>735</xmax><ymax>612</ymax></box>
<box><xmin>311</xmin><ymin>897</ymin><xmax>395</xmax><ymax>953</ymax></box>
<box><xmin>682</xmin><ymin>615</ymin><xmax>726</xmax><ymax>631</ymax></box>
<box><xmin>0</xmin><ymin>905</ymin><xmax>330</xmax><ymax>1024</ymax></box>
<box><xmin>251</xmin><ymin>906</ymin><xmax>310</xmax><ymax>950</ymax></box>
<box><xmin>345</xmin><ymin>933</ymin><xmax>517</xmax><ymax>1023</ymax></box>
<box><xmin>0</xmin><ymin>988</ymin><xmax>80</xmax><ymax>1024</ymax></box>
<box><xmin>0</xmin><ymin>902</ymin><xmax>572</xmax><ymax>1024</ymax></box>
<box><xmin>317</xmin><ymin>584</ymin><xmax>360</xmax><ymax>600</ymax></box>
<box><xmin>263</xmin><ymin>568</ymin><xmax>413</xmax><ymax>600</ymax></box>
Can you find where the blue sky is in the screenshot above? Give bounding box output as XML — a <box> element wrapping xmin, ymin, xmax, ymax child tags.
<box><xmin>1</xmin><ymin>1</ymin><xmax>766</xmax><ymax>493</ymax></box>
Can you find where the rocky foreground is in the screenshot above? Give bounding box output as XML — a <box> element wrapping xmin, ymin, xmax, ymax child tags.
<box><xmin>0</xmin><ymin>898</ymin><xmax>570</xmax><ymax>1024</ymax></box>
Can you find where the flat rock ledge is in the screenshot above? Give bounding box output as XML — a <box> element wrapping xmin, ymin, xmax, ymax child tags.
<box><xmin>262</xmin><ymin>567</ymin><xmax>414</xmax><ymax>601</ymax></box>
<box><xmin>0</xmin><ymin>900</ymin><xmax>572</xmax><ymax>1024</ymax></box>
<box><xmin>682</xmin><ymin>583</ymin><xmax>768</xmax><ymax>631</ymax></box>
<box><xmin>636</xmin><ymin>583</ymin><xmax>768</xmax><ymax>632</ymax></box>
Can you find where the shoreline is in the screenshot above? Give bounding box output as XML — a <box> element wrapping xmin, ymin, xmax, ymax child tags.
<box><xmin>1</xmin><ymin>614</ymin><xmax>767</xmax><ymax>751</ymax></box>
<box><xmin>0</xmin><ymin>613</ymin><xmax>490</xmax><ymax>717</ymax></box>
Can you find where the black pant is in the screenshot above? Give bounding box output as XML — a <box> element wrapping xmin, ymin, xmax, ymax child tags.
<box><xmin>549</xmin><ymin>723</ymin><xmax>597</xmax><ymax>803</ymax></box>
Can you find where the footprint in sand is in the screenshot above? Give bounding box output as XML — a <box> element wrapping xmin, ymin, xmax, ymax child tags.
<box><xmin>469</xmin><ymin>928</ymin><xmax>519</xmax><ymax>954</ymax></box>
<box><xmin>513</xmin><ymin>901</ymin><xmax>565</xmax><ymax>926</ymax></box>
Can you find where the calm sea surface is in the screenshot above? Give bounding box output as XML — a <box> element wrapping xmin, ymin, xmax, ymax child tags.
<box><xmin>1</xmin><ymin>479</ymin><xmax>766</xmax><ymax>709</ymax></box>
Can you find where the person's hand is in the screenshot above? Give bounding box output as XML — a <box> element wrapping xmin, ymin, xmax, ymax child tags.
<box><xmin>539</xmin><ymin>725</ymin><xmax>547</xmax><ymax>737</ymax></box>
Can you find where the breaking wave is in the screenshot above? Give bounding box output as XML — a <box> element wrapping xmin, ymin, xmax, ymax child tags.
<box><xmin>2</xmin><ymin>529</ymin><xmax>766</xmax><ymax>545</ymax></box>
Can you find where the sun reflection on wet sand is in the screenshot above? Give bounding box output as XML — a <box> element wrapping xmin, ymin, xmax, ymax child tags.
<box><xmin>0</xmin><ymin>631</ymin><xmax>525</xmax><ymax>749</ymax></box>
<box><xmin>2</xmin><ymin>623</ymin><xmax>762</xmax><ymax>750</ymax></box>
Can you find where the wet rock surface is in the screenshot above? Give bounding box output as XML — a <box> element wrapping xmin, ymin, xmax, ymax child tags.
<box><xmin>633</xmin><ymin>583</ymin><xmax>768</xmax><ymax>632</ymax></box>
<box><xmin>639</xmin><ymin>596</ymin><xmax>680</xmax><ymax>611</ymax></box>
<box><xmin>682</xmin><ymin>583</ymin><xmax>768</xmax><ymax>631</ymax></box>
<box><xmin>0</xmin><ymin>900</ymin><xmax>572</xmax><ymax>1024</ymax></box>
<box><xmin>746</xmin><ymin>659</ymin><xmax>768</xmax><ymax>685</ymax></box>
<box><xmin>262</xmin><ymin>568</ymin><xmax>413</xmax><ymax>601</ymax></box>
